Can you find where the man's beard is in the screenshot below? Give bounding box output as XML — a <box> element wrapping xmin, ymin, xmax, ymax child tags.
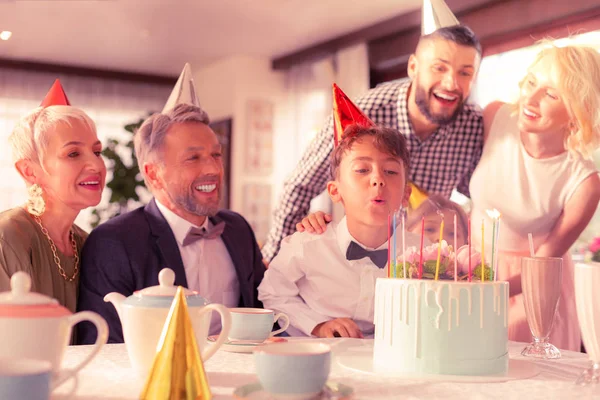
<box><xmin>414</xmin><ymin>82</ymin><xmax>464</xmax><ymax>126</ymax></box>
<box><xmin>167</xmin><ymin>186</ymin><xmax>221</xmax><ymax>217</ymax></box>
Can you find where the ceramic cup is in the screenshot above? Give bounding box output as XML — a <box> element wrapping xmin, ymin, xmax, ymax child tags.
<box><xmin>253</xmin><ymin>342</ymin><xmax>331</xmax><ymax>399</ymax></box>
<box><xmin>0</xmin><ymin>358</ymin><xmax>53</xmax><ymax>400</ymax></box>
<box><xmin>228</xmin><ymin>308</ymin><xmax>289</xmax><ymax>342</ymax></box>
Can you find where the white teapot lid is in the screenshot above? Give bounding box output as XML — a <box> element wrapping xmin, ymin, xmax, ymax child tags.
<box><xmin>0</xmin><ymin>272</ymin><xmax>58</xmax><ymax>306</ymax></box>
<box><xmin>123</xmin><ymin>268</ymin><xmax>210</xmax><ymax>308</ymax></box>
<box><xmin>135</xmin><ymin>269</ymin><xmax>199</xmax><ymax>297</ymax></box>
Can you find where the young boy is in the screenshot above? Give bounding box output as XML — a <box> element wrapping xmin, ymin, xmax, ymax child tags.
<box><xmin>257</xmin><ymin>84</ymin><xmax>422</xmax><ymax>338</ymax></box>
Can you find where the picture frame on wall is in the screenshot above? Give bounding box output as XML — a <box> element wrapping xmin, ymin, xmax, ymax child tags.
<box><xmin>242</xmin><ymin>182</ymin><xmax>272</xmax><ymax>246</ymax></box>
<box><xmin>245</xmin><ymin>99</ymin><xmax>274</xmax><ymax>176</ymax></box>
<box><xmin>209</xmin><ymin>118</ymin><xmax>233</xmax><ymax>210</ymax></box>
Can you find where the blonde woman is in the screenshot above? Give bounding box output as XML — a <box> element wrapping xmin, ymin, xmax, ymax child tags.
<box><xmin>0</xmin><ymin>80</ymin><xmax>106</xmax><ymax>312</ymax></box>
<box><xmin>469</xmin><ymin>44</ymin><xmax>600</xmax><ymax>351</ymax></box>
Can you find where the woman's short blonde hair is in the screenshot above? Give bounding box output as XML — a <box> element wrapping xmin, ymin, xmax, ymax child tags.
<box><xmin>9</xmin><ymin>105</ymin><xmax>97</xmax><ymax>165</ymax></box>
<box><xmin>520</xmin><ymin>42</ymin><xmax>600</xmax><ymax>157</ymax></box>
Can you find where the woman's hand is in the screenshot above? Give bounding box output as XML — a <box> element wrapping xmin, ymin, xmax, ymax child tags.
<box><xmin>296</xmin><ymin>211</ymin><xmax>332</xmax><ymax>234</ymax></box>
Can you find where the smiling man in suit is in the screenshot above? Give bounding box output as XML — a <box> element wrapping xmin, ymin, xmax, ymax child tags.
<box><xmin>77</xmin><ymin>64</ymin><xmax>265</xmax><ymax>344</ymax></box>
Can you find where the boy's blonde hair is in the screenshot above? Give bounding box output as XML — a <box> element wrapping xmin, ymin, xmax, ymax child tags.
<box><xmin>407</xmin><ymin>194</ymin><xmax>468</xmax><ymax>236</ymax></box>
<box><xmin>519</xmin><ymin>42</ymin><xmax>600</xmax><ymax>157</ymax></box>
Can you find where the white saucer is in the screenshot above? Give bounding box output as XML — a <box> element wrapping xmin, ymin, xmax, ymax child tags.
<box><xmin>233</xmin><ymin>381</ymin><xmax>354</xmax><ymax>399</ymax></box>
<box><xmin>336</xmin><ymin>345</ymin><xmax>540</xmax><ymax>383</ymax></box>
<box><xmin>208</xmin><ymin>336</ymin><xmax>288</xmax><ymax>353</ymax></box>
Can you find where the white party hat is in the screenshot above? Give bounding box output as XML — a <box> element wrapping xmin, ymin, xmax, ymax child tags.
<box><xmin>162</xmin><ymin>63</ymin><xmax>202</xmax><ymax>113</ymax></box>
<box><xmin>421</xmin><ymin>0</ymin><xmax>460</xmax><ymax>36</ymax></box>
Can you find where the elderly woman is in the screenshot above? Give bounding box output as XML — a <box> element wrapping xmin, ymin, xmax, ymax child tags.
<box><xmin>470</xmin><ymin>43</ymin><xmax>600</xmax><ymax>352</ymax></box>
<box><xmin>0</xmin><ymin>80</ymin><xmax>106</xmax><ymax>312</ymax></box>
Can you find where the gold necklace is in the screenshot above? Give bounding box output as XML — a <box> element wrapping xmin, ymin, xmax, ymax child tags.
<box><xmin>33</xmin><ymin>215</ymin><xmax>79</xmax><ymax>282</ymax></box>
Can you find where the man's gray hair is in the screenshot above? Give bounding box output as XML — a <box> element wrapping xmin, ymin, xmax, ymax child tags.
<box><xmin>9</xmin><ymin>105</ymin><xmax>96</xmax><ymax>165</ymax></box>
<box><xmin>134</xmin><ymin>103</ymin><xmax>210</xmax><ymax>187</ymax></box>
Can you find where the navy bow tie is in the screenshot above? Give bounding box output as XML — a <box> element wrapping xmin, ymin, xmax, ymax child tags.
<box><xmin>346</xmin><ymin>241</ymin><xmax>388</xmax><ymax>268</ymax></box>
<box><xmin>182</xmin><ymin>221</ymin><xmax>225</xmax><ymax>246</ymax></box>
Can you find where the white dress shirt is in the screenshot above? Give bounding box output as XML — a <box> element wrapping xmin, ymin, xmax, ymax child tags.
<box><xmin>258</xmin><ymin>216</ymin><xmax>422</xmax><ymax>337</ymax></box>
<box><xmin>155</xmin><ymin>200</ymin><xmax>240</xmax><ymax>335</ymax></box>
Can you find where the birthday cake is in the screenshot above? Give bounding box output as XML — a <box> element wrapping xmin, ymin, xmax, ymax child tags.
<box><xmin>373</xmin><ymin>242</ymin><xmax>509</xmax><ymax>376</ymax></box>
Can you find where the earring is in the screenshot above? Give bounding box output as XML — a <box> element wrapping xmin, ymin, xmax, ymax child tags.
<box><xmin>26</xmin><ymin>184</ymin><xmax>45</xmax><ymax>217</ymax></box>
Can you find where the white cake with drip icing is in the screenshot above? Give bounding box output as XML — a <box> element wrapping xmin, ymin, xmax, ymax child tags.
<box><xmin>373</xmin><ymin>278</ymin><xmax>509</xmax><ymax>376</ymax></box>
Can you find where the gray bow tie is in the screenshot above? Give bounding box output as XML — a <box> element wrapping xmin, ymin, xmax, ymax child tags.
<box><xmin>182</xmin><ymin>221</ymin><xmax>225</xmax><ymax>246</ymax></box>
<box><xmin>346</xmin><ymin>241</ymin><xmax>388</xmax><ymax>268</ymax></box>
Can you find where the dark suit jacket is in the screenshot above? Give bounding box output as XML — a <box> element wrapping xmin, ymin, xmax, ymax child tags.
<box><xmin>76</xmin><ymin>199</ymin><xmax>265</xmax><ymax>344</ymax></box>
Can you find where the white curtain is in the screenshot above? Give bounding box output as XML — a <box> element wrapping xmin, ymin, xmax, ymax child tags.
<box><xmin>276</xmin><ymin>42</ymin><xmax>370</xmax><ymax>219</ymax></box>
<box><xmin>0</xmin><ymin>68</ymin><xmax>171</xmax><ymax>231</ymax></box>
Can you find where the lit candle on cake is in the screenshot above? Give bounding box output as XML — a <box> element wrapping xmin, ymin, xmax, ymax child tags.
<box><xmin>402</xmin><ymin>210</ymin><xmax>406</xmax><ymax>278</ymax></box>
<box><xmin>392</xmin><ymin>212</ymin><xmax>397</xmax><ymax>278</ymax></box>
<box><xmin>388</xmin><ymin>214</ymin><xmax>392</xmax><ymax>278</ymax></box>
<box><xmin>434</xmin><ymin>215</ymin><xmax>444</xmax><ymax>281</ymax></box>
<box><xmin>481</xmin><ymin>219</ymin><xmax>485</xmax><ymax>282</ymax></box>
<box><xmin>485</xmin><ymin>209</ymin><xmax>501</xmax><ymax>281</ymax></box>
<box><xmin>495</xmin><ymin>215</ymin><xmax>501</xmax><ymax>281</ymax></box>
<box><xmin>454</xmin><ymin>213</ymin><xmax>457</xmax><ymax>282</ymax></box>
<box><xmin>419</xmin><ymin>216</ymin><xmax>424</xmax><ymax>279</ymax></box>
<box><xmin>468</xmin><ymin>218</ymin><xmax>472</xmax><ymax>282</ymax></box>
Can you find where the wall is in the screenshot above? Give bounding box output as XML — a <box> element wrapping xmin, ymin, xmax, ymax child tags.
<box><xmin>195</xmin><ymin>56</ymin><xmax>287</xmax><ymax>243</ymax></box>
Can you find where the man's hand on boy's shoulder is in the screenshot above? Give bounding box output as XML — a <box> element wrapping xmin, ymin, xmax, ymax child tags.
<box><xmin>296</xmin><ymin>211</ymin><xmax>332</xmax><ymax>234</ymax></box>
<box><xmin>311</xmin><ymin>318</ymin><xmax>364</xmax><ymax>338</ymax></box>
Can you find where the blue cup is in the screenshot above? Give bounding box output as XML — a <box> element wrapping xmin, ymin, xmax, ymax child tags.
<box><xmin>229</xmin><ymin>308</ymin><xmax>290</xmax><ymax>342</ymax></box>
<box><xmin>253</xmin><ymin>342</ymin><xmax>331</xmax><ymax>399</ymax></box>
<box><xmin>0</xmin><ymin>358</ymin><xmax>52</xmax><ymax>400</ymax></box>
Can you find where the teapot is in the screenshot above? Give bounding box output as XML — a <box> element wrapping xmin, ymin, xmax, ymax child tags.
<box><xmin>104</xmin><ymin>268</ymin><xmax>231</xmax><ymax>377</ymax></box>
<box><xmin>0</xmin><ymin>272</ymin><xmax>108</xmax><ymax>387</ymax></box>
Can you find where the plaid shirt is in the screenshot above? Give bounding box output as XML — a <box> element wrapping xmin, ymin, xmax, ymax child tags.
<box><xmin>262</xmin><ymin>80</ymin><xmax>483</xmax><ymax>261</ymax></box>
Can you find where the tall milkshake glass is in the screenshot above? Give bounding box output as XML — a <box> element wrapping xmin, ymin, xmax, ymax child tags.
<box><xmin>574</xmin><ymin>262</ymin><xmax>600</xmax><ymax>385</ymax></box>
<box><xmin>521</xmin><ymin>256</ymin><xmax>562</xmax><ymax>359</ymax></box>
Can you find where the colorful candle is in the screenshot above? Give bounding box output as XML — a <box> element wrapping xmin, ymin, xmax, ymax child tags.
<box><xmin>468</xmin><ymin>218</ymin><xmax>472</xmax><ymax>282</ymax></box>
<box><xmin>485</xmin><ymin>209</ymin><xmax>501</xmax><ymax>282</ymax></box>
<box><xmin>402</xmin><ymin>211</ymin><xmax>406</xmax><ymax>278</ymax></box>
<box><xmin>454</xmin><ymin>213</ymin><xmax>458</xmax><ymax>282</ymax></box>
<box><xmin>494</xmin><ymin>216</ymin><xmax>501</xmax><ymax>281</ymax></box>
<box><xmin>388</xmin><ymin>214</ymin><xmax>392</xmax><ymax>278</ymax></box>
<box><xmin>419</xmin><ymin>216</ymin><xmax>424</xmax><ymax>279</ymax></box>
<box><xmin>392</xmin><ymin>212</ymin><xmax>397</xmax><ymax>278</ymax></box>
<box><xmin>434</xmin><ymin>216</ymin><xmax>444</xmax><ymax>281</ymax></box>
<box><xmin>481</xmin><ymin>219</ymin><xmax>485</xmax><ymax>282</ymax></box>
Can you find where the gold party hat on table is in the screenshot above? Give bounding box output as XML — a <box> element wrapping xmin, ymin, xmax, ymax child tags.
<box><xmin>140</xmin><ymin>286</ymin><xmax>212</xmax><ymax>400</ymax></box>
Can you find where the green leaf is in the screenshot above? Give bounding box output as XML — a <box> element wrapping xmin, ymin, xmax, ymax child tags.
<box><xmin>89</xmin><ymin>113</ymin><xmax>149</xmax><ymax>226</ymax></box>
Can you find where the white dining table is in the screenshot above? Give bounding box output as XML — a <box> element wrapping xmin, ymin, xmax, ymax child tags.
<box><xmin>52</xmin><ymin>339</ymin><xmax>598</xmax><ymax>399</ymax></box>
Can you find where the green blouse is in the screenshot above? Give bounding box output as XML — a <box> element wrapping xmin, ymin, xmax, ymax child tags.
<box><xmin>0</xmin><ymin>207</ymin><xmax>87</xmax><ymax>313</ymax></box>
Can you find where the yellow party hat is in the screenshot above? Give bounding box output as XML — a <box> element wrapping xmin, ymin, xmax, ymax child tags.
<box><xmin>140</xmin><ymin>286</ymin><xmax>212</xmax><ymax>400</ymax></box>
<box><xmin>408</xmin><ymin>182</ymin><xmax>429</xmax><ymax>210</ymax></box>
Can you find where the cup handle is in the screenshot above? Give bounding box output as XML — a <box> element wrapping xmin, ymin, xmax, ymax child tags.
<box><xmin>52</xmin><ymin>311</ymin><xmax>108</xmax><ymax>390</ymax></box>
<box><xmin>198</xmin><ymin>304</ymin><xmax>231</xmax><ymax>361</ymax></box>
<box><xmin>270</xmin><ymin>313</ymin><xmax>290</xmax><ymax>337</ymax></box>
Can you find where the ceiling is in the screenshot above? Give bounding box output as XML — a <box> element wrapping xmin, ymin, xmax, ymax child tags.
<box><xmin>0</xmin><ymin>0</ymin><xmax>421</xmax><ymax>77</ymax></box>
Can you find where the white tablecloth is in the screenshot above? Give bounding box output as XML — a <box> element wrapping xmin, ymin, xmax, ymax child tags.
<box><xmin>52</xmin><ymin>340</ymin><xmax>599</xmax><ymax>399</ymax></box>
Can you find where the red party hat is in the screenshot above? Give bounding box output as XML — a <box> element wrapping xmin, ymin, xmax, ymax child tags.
<box><xmin>40</xmin><ymin>79</ymin><xmax>71</xmax><ymax>108</ymax></box>
<box><xmin>332</xmin><ymin>83</ymin><xmax>375</xmax><ymax>147</ymax></box>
